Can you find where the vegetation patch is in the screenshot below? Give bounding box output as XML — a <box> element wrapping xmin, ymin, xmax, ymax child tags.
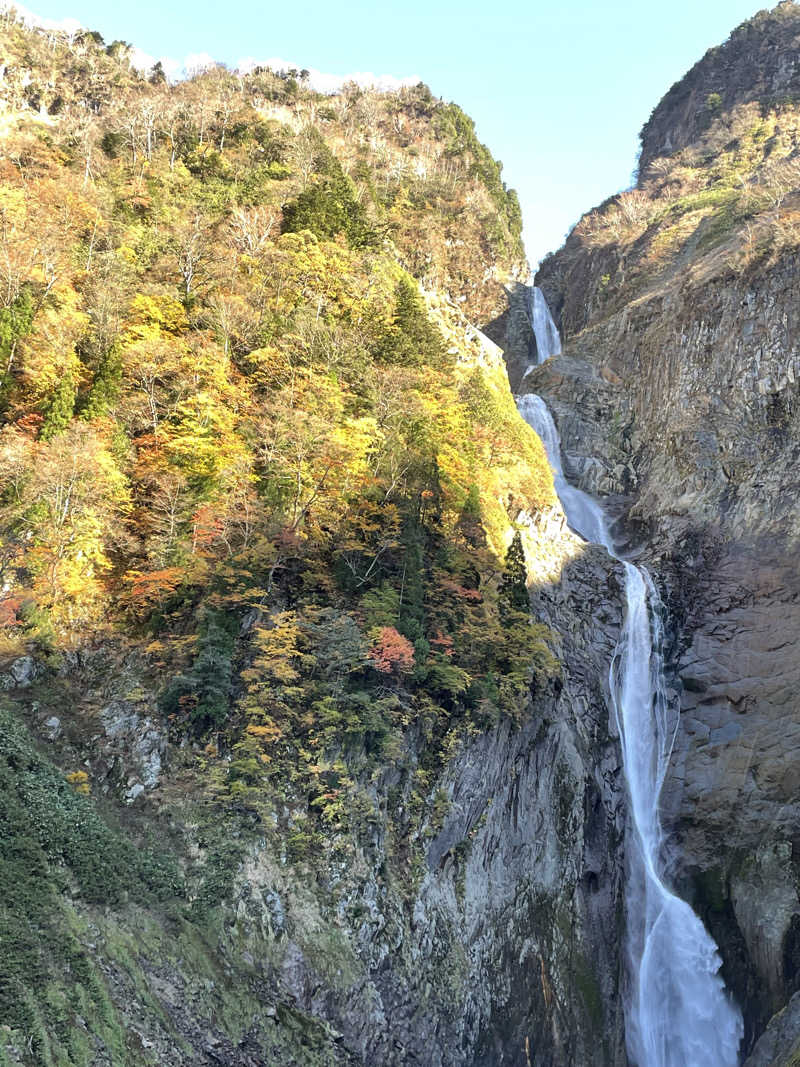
<box><xmin>0</xmin><ymin>702</ymin><xmax>180</xmax><ymax>1064</ymax></box>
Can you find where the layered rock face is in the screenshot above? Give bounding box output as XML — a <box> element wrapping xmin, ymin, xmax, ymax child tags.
<box><xmin>638</xmin><ymin>0</ymin><xmax>800</xmax><ymax>174</ymax></box>
<box><xmin>501</xmin><ymin>4</ymin><xmax>800</xmax><ymax>1058</ymax></box>
<box><xmin>11</xmin><ymin>6</ymin><xmax>800</xmax><ymax>1063</ymax></box>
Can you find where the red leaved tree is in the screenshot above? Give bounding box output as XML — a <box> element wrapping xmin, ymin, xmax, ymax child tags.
<box><xmin>369</xmin><ymin>626</ymin><xmax>415</xmax><ymax>677</ymax></box>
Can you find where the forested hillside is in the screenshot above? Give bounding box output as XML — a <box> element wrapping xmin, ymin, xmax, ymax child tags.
<box><xmin>0</xmin><ymin>15</ymin><xmax>569</xmax><ymax>1065</ymax></box>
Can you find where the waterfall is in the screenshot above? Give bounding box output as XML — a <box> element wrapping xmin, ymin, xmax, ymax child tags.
<box><xmin>527</xmin><ymin>285</ymin><xmax>562</xmax><ymax>366</ymax></box>
<box><xmin>516</xmin><ymin>386</ymin><xmax>743</xmax><ymax>1065</ymax></box>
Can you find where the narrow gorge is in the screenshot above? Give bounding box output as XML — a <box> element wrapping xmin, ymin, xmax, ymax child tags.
<box><xmin>492</xmin><ymin>4</ymin><xmax>800</xmax><ymax>1062</ymax></box>
<box><xmin>2</xmin><ymin>3</ymin><xmax>800</xmax><ymax>1066</ymax></box>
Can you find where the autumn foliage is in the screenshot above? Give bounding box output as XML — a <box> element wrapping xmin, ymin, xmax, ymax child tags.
<box><xmin>0</xmin><ymin>13</ymin><xmax>558</xmax><ymax>827</ymax></box>
<box><xmin>368</xmin><ymin>627</ymin><xmax>415</xmax><ymax>675</ymax></box>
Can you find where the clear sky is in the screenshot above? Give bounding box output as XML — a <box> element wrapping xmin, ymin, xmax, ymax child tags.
<box><xmin>22</xmin><ymin>0</ymin><xmax>774</xmax><ymax>266</ymax></box>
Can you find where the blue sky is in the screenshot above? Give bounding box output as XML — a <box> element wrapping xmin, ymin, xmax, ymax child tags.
<box><xmin>23</xmin><ymin>0</ymin><xmax>771</xmax><ymax>266</ymax></box>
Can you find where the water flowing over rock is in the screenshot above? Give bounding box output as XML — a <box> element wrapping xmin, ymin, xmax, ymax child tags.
<box><xmin>517</xmin><ymin>295</ymin><xmax>743</xmax><ymax>1065</ymax></box>
<box><xmin>526</xmin><ymin>246</ymin><xmax>800</xmax><ymax>1056</ymax></box>
<box><xmin>5</xmin><ymin>5</ymin><xmax>800</xmax><ymax>1060</ymax></box>
<box><xmin>611</xmin><ymin>562</ymin><xmax>742</xmax><ymax>1067</ymax></box>
<box><xmin>528</xmin><ymin>286</ymin><xmax>562</xmax><ymax>366</ymax></box>
<box><xmin>518</xmin><ymin>15</ymin><xmax>800</xmax><ymax>1051</ymax></box>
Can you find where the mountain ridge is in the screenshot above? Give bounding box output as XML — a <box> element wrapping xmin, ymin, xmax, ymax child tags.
<box><xmin>4</xmin><ymin>3</ymin><xmax>800</xmax><ymax>1064</ymax></box>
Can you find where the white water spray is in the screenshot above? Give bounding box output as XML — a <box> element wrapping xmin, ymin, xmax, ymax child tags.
<box><xmin>516</xmin><ymin>313</ymin><xmax>743</xmax><ymax>1066</ymax></box>
<box><xmin>527</xmin><ymin>285</ymin><xmax>562</xmax><ymax>365</ymax></box>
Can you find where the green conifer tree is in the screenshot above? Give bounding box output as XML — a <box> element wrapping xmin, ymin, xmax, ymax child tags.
<box><xmin>375</xmin><ymin>277</ymin><xmax>447</xmax><ymax>368</ymax></box>
<box><xmin>499</xmin><ymin>532</ymin><xmax>529</xmax><ymax>619</ymax></box>
<box><xmin>80</xmin><ymin>347</ymin><xmax>123</xmax><ymax>420</ymax></box>
<box><xmin>0</xmin><ymin>288</ymin><xmax>34</xmax><ymax>403</ymax></box>
<box><xmin>40</xmin><ymin>373</ymin><xmax>77</xmax><ymax>441</ymax></box>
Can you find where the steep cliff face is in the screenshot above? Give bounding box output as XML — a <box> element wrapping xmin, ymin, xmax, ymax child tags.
<box><xmin>0</xmin><ymin>511</ymin><xmax>627</xmax><ymax>1067</ymax></box>
<box><xmin>639</xmin><ymin>0</ymin><xmax>800</xmax><ymax>174</ymax></box>
<box><xmin>275</xmin><ymin>530</ymin><xmax>628</xmax><ymax>1067</ymax></box>
<box><xmin>515</xmin><ymin>2</ymin><xmax>800</xmax><ymax>1058</ymax></box>
<box><xmin>13</xmin><ymin>3</ymin><xmax>800</xmax><ymax>1061</ymax></box>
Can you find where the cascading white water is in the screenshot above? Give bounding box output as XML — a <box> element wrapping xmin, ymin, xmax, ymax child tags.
<box><xmin>526</xmin><ymin>286</ymin><xmax>562</xmax><ymax>367</ymax></box>
<box><xmin>516</xmin><ymin>395</ymin><xmax>608</xmax><ymax>546</ymax></box>
<box><xmin>611</xmin><ymin>562</ymin><xmax>742</xmax><ymax>1067</ymax></box>
<box><xmin>516</xmin><ymin>385</ymin><xmax>743</xmax><ymax>1065</ymax></box>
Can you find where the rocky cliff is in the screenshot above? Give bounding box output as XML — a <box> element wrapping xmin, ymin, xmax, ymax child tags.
<box><xmin>505</xmin><ymin>2</ymin><xmax>800</xmax><ymax>1060</ymax></box>
<box><xmin>0</xmin><ymin>467</ymin><xmax>629</xmax><ymax>1067</ymax></box>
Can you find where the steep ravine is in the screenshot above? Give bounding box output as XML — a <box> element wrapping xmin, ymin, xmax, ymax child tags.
<box><xmin>516</xmin><ymin>386</ymin><xmax>743</xmax><ymax>1065</ymax></box>
<box><xmin>495</xmin><ymin>8</ymin><xmax>800</xmax><ymax>1059</ymax></box>
<box><xmin>512</xmin><ymin>254</ymin><xmax>800</xmax><ymax>1056</ymax></box>
<box><xmin>7</xmin><ymin>5</ymin><xmax>800</xmax><ymax>1063</ymax></box>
